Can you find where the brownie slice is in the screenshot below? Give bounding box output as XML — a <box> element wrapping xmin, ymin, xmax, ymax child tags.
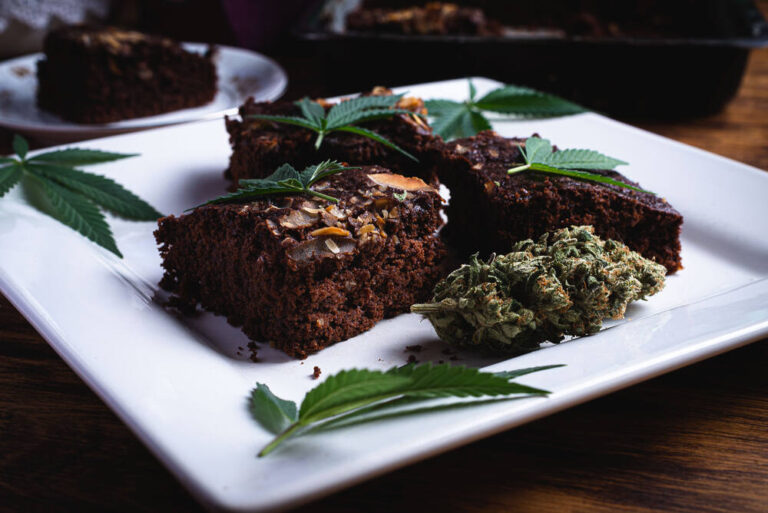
<box><xmin>37</xmin><ymin>25</ymin><xmax>217</xmax><ymax>124</ymax></box>
<box><xmin>440</xmin><ymin>131</ymin><xmax>682</xmax><ymax>273</ymax></box>
<box><xmin>346</xmin><ymin>3</ymin><xmax>503</xmax><ymax>36</ymax></box>
<box><xmin>225</xmin><ymin>87</ymin><xmax>440</xmax><ymax>185</ymax></box>
<box><xmin>155</xmin><ymin>167</ymin><xmax>446</xmax><ymax>358</ymax></box>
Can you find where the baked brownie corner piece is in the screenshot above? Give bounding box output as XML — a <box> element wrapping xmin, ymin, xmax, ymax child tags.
<box><xmin>37</xmin><ymin>25</ymin><xmax>217</xmax><ymax>123</ymax></box>
<box><xmin>440</xmin><ymin>131</ymin><xmax>683</xmax><ymax>273</ymax></box>
<box><xmin>225</xmin><ymin>87</ymin><xmax>439</xmax><ymax>185</ymax></box>
<box><xmin>155</xmin><ymin>166</ymin><xmax>446</xmax><ymax>358</ymax></box>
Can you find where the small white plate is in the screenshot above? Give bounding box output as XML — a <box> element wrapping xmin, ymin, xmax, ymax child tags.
<box><xmin>0</xmin><ymin>43</ymin><xmax>287</xmax><ymax>140</ymax></box>
<box><xmin>0</xmin><ymin>78</ymin><xmax>767</xmax><ymax>512</ymax></box>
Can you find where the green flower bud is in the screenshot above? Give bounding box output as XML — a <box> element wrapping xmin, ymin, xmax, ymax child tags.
<box><xmin>411</xmin><ymin>225</ymin><xmax>666</xmax><ymax>353</ymax></box>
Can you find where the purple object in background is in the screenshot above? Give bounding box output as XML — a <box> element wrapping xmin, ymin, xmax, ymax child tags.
<box><xmin>221</xmin><ymin>0</ymin><xmax>316</xmax><ymax>49</ymax></box>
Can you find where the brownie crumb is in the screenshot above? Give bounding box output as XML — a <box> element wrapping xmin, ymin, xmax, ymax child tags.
<box><xmin>405</xmin><ymin>344</ymin><xmax>423</xmax><ymax>353</ymax></box>
<box><xmin>11</xmin><ymin>66</ymin><xmax>31</xmax><ymax>77</ymax></box>
<box><xmin>247</xmin><ymin>342</ymin><xmax>260</xmax><ymax>363</ymax></box>
<box><xmin>312</xmin><ymin>366</ymin><xmax>322</xmax><ymax>379</ymax></box>
<box><xmin>164</xmin><ymin>295</ymin><xmax>199</xmax><ymax>317</ymax></box>
<box><xmin>407</xmin><ymin>354</ymin><xmax>419</xmax><ymax>364</ymax></box>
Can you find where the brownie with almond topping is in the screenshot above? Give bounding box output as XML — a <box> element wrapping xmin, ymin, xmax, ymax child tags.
<box><xmin>346</xmin><ymin>3</ymin><xmax>503</xmax><ymax>36</ymax></box>
<box><xmin>440</xmin><ymin>131</ymin><xmax>683</xmax><ymax>272</ymax></box>
<box><xmin>36</xmin><ymin>25</ymin><xmax>217</xmax><ymax>124</ymax></box>
<box><xmin>155</xmin><ymin>166</ymin><xmax>446</xmax><ymax>358</ymax></box>
<box><xmin>225</xmin><ymin>87</ymin><xmax>441</xmax><ymax>186</ymax></box>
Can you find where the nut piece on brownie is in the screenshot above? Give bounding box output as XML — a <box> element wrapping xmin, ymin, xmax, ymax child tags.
<box><xmin>155</xmin><ymin>165</ymin><xmax>446</xmax><ymax>358</ymax></box>
<box><xmin>36</xmin><ymin>25</ymin><xmax>217</xmax><ymax>123</ymax></box>
<box><xmin>225</xmin><ymin>87</ymin><xmax>440</xmax><ymax>185</ymax></box>
<box><xmin>439</xmin><ymin>131</ymin><xmax>683</xmax><ymax>273</ymax></box>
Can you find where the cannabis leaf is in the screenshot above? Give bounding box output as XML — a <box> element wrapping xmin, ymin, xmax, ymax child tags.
<box><xmin>508</xmin><ymin>136</ymin><xmax>651</xmax><ymax>194</ymax></box>
<box><xmin>199</xmin><ymin>160</ymin><xmax>356</xmax><ymax>207</ymax></box>
<box><xmin>425</xmin><ymin>80</ymin><xmax>586</xmax><ymax>140</ymax></box>
<box><xmin>492</xmin><ymin>365</ymin><xmax>564</xmax><ymax>380</ymax></box>
<box><xmin>250</xmin><ymin>384</ymin><xmax>298</xmax><ymax>435</ymax></box>
<box><xmin>250</xmin><ymin>363</ymin><xmax>561</xmax><ymax>457</ymax></box>
<box><xmin>247</xmin><ymin>94</ymin><xmax>420</xmax><ymax>161</ymax></box>
<box><xmin>1</xmin><ymin>134</ymin><xmax>162</xmax><ymax>258</ymax></box>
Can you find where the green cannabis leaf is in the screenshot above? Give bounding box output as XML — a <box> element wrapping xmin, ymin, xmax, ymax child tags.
<box><xmin>508</xmin><ymin>136</ymin><xmax>651</xmax><ymax>193</ymax></box>
<box><xmin>0</xmin><ymin>134</ymin><xmax>162</xmax><ymax>258</ymax></box>
<box><xmin>198</xmin><ymin>160</ymin><xmax>356</xmax><ymax>208</ymax></box>
<box><xmin>425</xmin><ymin>80</ymin><xmax>586</xmax><ymax>140</ymax></box>
<box><xmin>250</xmin><ymin>363</ymin><xmax>561</xmax><ymax>457</ymax></box>
<box><xmin>247</xmin><ymin>94</ymin><xmax>420</xmax><ymax>161</ymax></box>
<box><xmin>250</xmin><ymin>384</ymin><xmax>299</xmax><ymax>435</ymax></box>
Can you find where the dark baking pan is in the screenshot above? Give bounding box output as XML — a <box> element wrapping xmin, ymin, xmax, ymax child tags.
<box><xmin>292</xmin><ymin>0</ymin><xmax>768</xmax><ymax>119</ymax></box>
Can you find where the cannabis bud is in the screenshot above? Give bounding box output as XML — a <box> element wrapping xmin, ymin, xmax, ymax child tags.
<box><xmin>411</xmin><ymin>225</ymin><xmax>666</xmax><ymax>354</ymax></box>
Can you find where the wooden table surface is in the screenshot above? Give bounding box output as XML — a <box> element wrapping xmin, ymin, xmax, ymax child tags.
<box><xmin>2</xmin><ymin>25</ymin><xmax>768</xmax><ymax>513</ymax></box>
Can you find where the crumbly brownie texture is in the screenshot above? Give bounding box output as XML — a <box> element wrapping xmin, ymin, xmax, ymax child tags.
<box><xmin>37</xmin><ymin>25</ymin><xmax>217</xmax><ymax>123</ymax></box>
<box><xmin>155</xmin><ymin>167</ymin><xmax>446</xmax><ymax>358</ymax></box>
<box><xmin>225</xmin><ymin>87</ymin><xmax>440</xmax><ymax>186</ymax></box>
<box><xmin>440</xmin><ymin>131</ymin><xmax>682</xmax><ymax>273</ymax></box>
<box><xmin>346</xmin><ymin>3</ymin><xmax>503</xmax><ymax>36</ymax></box>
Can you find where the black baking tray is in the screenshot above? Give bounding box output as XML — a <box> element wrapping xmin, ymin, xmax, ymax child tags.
<box><xmin>291</xmin><ymin>0</ymin><xmax>768</xmax><ymax>119</ymax></box>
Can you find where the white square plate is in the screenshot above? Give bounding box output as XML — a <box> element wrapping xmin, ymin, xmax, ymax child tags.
<box><xmin>1</xmin><ymin>78</ymin><xmax>767</xmax><ymax>512</ymax></box>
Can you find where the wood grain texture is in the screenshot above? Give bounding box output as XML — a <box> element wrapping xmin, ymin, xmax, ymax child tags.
<box><xmin>2</xmin><ymin>11</ymin><xmax>768</xmax><ymax>513</ymax></box>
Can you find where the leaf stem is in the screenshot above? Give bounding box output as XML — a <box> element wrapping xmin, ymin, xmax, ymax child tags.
<box><xmin>258</xmin><ymin>422</ymin><xmax>303</xmax><ymax>457</ymax></box>
<box><xmin>507</xmin><ymin>164</ymin><xmax>531</xmax><ymax>174</ymax></box>
<box><xmin>314</xmin><ymin>131</ymin><xmax>325</xmax><ymax>150</ymax></box>
<box><xmin>410</xmin><ymin>303</ymin><xmax>444</xmax><ymax>314</ymax></box>
<box><xmin>306</xmin><ymin>189</ymin><xmax>339</xmax><ymax>203</ymax></box>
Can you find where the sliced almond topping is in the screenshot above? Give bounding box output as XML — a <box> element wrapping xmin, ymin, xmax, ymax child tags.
<box><xmin>310</xmin><ymin>226</ymin><xmax>351</xmax><ymax>237</ymax></box>
<box><xmin>356</xmin><ymin>212</ymin><xmax>374</xmax><ymax>225</ymax></box>
<box><xmin>324</xmin><ymin>239</ymin><xmax>341</xmax><ymax>254</ymax></box>
<box><xmin>287</xmin><ymin>237</ymin><xmax>355</xmax><ymax>261</ymax></box>
<box><xmin>371</xmin><ymin>86</ymin><xmax>391</xmax><ymax>96</ymax></box>
<box><xmin>374</xmin><ymin>197</ymin><xmax>391</xmax><ymax>209</ymax></box>
<box><xmin>367</xmin><ymin>173</ymin><xmax>434</xmax><ymax>192</ymax></box>
<box><xmin>397</xmin><ymin>96</ymin><xmax>424</xmax><ymax>112</ymax></box>
<box><xmin>454</xmin><ymin>144</ymin><xmax>468</xmax><ymax>154</ymax></box>
<box><xmin>265</xmin><ymin>218</ymin><xmax>280</xmax><ymax>235</ymax></box>
<box><xmin>279</xmin><ymin>209</ymin><xmax>318</xmax><ymax>229</ymax></box>
<box><xmin>409</xmin><ymin>113</ymin><xmax>430</xmax><ymax>129</ymax></box>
